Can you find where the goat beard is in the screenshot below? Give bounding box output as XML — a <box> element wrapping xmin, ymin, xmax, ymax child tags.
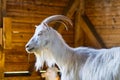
<box><xmin>34</xmin><ymin>49</ymin><xmax>56</xmax><ymax>71</ymax></box>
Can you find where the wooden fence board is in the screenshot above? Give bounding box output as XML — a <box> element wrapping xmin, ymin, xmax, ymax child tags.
<box><xmin>3</xmin><ymin>17</ymin><xmax>12</xmax><ymax>49</ymax></box>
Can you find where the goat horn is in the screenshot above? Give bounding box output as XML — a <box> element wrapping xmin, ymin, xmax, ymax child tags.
<box><xmin>41</xmin><ymin>15</ymin><xmax>73</xmax><ymax>30</ymax></box>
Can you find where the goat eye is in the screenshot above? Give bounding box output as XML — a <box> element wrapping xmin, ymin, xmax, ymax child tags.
<box><xmin>38</xmin><ymin>32</ymin><xmax>42</xmax><ymax>36</ymax></box>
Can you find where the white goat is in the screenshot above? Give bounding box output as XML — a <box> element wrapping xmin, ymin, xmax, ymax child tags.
<box><xmin>25</xmin><ymin>15</ymin><xmax>120</xmax><ymax>80</ymax></box>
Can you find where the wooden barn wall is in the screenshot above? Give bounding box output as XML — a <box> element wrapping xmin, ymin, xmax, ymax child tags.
<box><xmin>1</xmin><ymin>0</ymin><xmax>74</xmax><ymax>79</ymax></box>
<box><xmin>5</xmin><ymin>0</ymin><xmax>74</xmax><ymax>47</ymax></box>
<box><xmin>85</xmin><ymin>0</ymin><xmax>120</xmax><ymax>48</ymax></box>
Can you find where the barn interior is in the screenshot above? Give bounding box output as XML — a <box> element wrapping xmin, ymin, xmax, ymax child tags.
<box><xmin>0</xmin><ymin>0</ymin><xmax>120</xmax><ymax>80</ymax></box>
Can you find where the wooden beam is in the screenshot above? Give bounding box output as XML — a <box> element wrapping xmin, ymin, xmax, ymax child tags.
<box><xmin>81</xmin><ymin>14</ymin><xmax>106</xmax><ymax>48</ymax></box>
<box><xmin>3</xmin><ymin>17</ymin><xmax>12</xmax><ymax>49</ymax></box>
<box><xmin>63</xmin><ymin>0</ymin><xmax>79</xmax><ymax>17</ymax></box>
<box><xmin>57</xmin><ymin>0</ymin><xmax>80</xmax><ymax>33</ymax></box>
<box><xmin>74</xmin><ymin>0</ymin><xmax>85</xmax><ymax>47</ymax></box>
<box><xmin>74</xmin><ymin>11</ymin><xmax>85</xmax><ymax>47</ymax></box>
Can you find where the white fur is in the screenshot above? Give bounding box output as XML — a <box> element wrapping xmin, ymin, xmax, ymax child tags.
<box><xmin>25</xmin><ymin>15</ymin><xmax>120</xmax><ymax>80</ymax></box>
<box><xmin>81</xmin><ymin>47</ymin><xmax>120</xmax><ymax>80</ymax></box>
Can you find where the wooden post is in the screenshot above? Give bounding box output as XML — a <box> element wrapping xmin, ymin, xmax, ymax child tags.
<box><xmin>74</xmin><ymin>11</ymin><xmax>85</xmax><ymax>47</ymax></box>
<box><xmin>3</xmin><ymin>17</ymin><xmax>12</xmax><ymax>49</ymax></box>
<box><xmin>0</xmin><ymin>28</ymin><xmax>2</xmax><ymax>46</ymax></box>
<box><xmin>74</xmin><ymin>0</ymin><xmax>85</xmax><ymax>47</ymax></box>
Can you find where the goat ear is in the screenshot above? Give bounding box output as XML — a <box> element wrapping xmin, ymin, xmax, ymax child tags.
<box><xmin>35</xmin><ymin>25</ymin><xmax>38</xmax><ymax>28</ymax></box>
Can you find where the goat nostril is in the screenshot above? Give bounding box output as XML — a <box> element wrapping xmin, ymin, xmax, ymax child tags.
<box><xmin>26</xmin><ymin>45</ymin><xmax>29</xmax><ymax>48</ymax></box>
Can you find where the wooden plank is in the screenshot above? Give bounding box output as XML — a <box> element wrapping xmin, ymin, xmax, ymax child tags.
<box><xmin>7</xmin><ymin>0</ymin><xmax>67</xmax><ymax>7</ymax></box>
<box><xmin>74</xmin><ymin>0</ymin><xmax>85</xmax><ymax>47</ymax></box>
<box><xmin>4</xmin><ymin>76</ymin><xmax>41</xmax><ymax>80</ymax></box>
<box><xmin>6</xmin><ymin>5</ymin><xmax>63</xmax><ymax>16</ymax></box>
<box><xmin>5</xmin><ymin>54</ymin><xmax>35</xmax><ymax>63</ymax></box>
<box><xmin>5</xmin><ymin>63</ymin><xmax>32</xmax><ymax>71</ymax></box>
<box><xmin>0</xmin><ymin>28</ymin><xmax>2</xmax><ymax>46</ymax></box>
<box><xmin>3</xmin><ymin>17</ymin><xmax>12</xmax><ymax>49</ymax></box>
<box><xmin>101</xmin><ymin>34</ymin><xmax>120</xmax><ymax>43</ymax></box>
<box><xmin>86</xmin><ymin>5</ymin><xmax>120</xmax><ymax>17</ymax></box>
<box><xmin>74</xmin><ymin>11</ymin><xmax>84</xmax><ymax>47</ymax></box>
<box><xmin>87</xmin><ymin>16</ymin><xmax>120</xmax><ymax>26</ymax></box>
<box><xmin>97</xmin><ymin>28</ymin><xmax>120</xmax><ymax>35</ymax></box>
<box><xmin>11</xmin><ymin>43</ymin><xmax>28</xmax><ymax>49</ymax></box>
<box><xmin>11</xmin><ymin>17</ymin><xmax>42</xmax><ymax>24</ymax></box>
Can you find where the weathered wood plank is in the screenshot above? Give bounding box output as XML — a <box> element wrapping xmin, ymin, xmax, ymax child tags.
<box><xmin>0</xmin><ymin>28</ymin><xmax>2</xmax><ymax>46</ymax></box>
<box><xmin>7</xmin><ymin>0</ymin><xmax>67</xmax><ymax>7</ymax></box>
<box><xmin>101</xmin><ymin>34</ymin><xmax>120</xmax><ymax>43</ymax></box>
<box><xmin>5</xmin><ymin>54</ymin><xmax>35</xmax><ymax>63</ymax></box>
<box><xmin>4</xmin><ymin>76</ymin><xmax>41</xmax><ymax>80</ymax></box>
<box><xmin>11</xmin><ymin>17</ymin><xmax>42</xmax><ymax>24</ymax></box>
<box><xmin>88</xmin><ymin>16</ymin><xmax>120</xmax><ymax>26</ymax></box>
<box><xmin>6</xmin><ymin>5</ymin><xmax>63</xmax><ymax>16</ymax></box>
<box><xmin>96</xmin><ymin>28</ymin><xmax>120</xmax><ymax>35</ymax></box>
<box><xmin>3</xmin><ymin>17</ymin><xmax>12</xmax><ymax>49</ymax></box>
<box><xmin>5</xmin><ymin>62</ymin><xmax>34</xmax><ymax>71</ymax></box>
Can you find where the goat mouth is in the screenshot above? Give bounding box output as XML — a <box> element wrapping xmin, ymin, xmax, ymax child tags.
<box><xmin>26</xmin><ymin>47</ymin><xmax>35</xmax><ymax>52</ymax></box>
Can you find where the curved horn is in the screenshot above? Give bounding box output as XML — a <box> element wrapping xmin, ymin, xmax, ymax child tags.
<box><xmin>41</xmin><ymin>15</ymin><xmax>73</xmax><ymax>30</ymax></box>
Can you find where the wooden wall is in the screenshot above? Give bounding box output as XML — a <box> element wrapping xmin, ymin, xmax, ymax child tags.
<box><xmin>5</xmin><ymin>0</ymin><xmax>74</xmax><ymax>47</ymax></box>
<box><xmin>85</xmin><ymin>0</ymin><xmax>120</xmax><ymax>48</ymax></box>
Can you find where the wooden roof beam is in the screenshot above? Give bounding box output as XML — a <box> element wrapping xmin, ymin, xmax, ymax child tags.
<box><xmin>81</xmin><ymin>14</ymin><xmax>106</xmax><ymax>48</ymax></box>
<box><xmin>74</xmin><ymin>0</ymin><xmax>106</xmax><ymax>48</ymax></box>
